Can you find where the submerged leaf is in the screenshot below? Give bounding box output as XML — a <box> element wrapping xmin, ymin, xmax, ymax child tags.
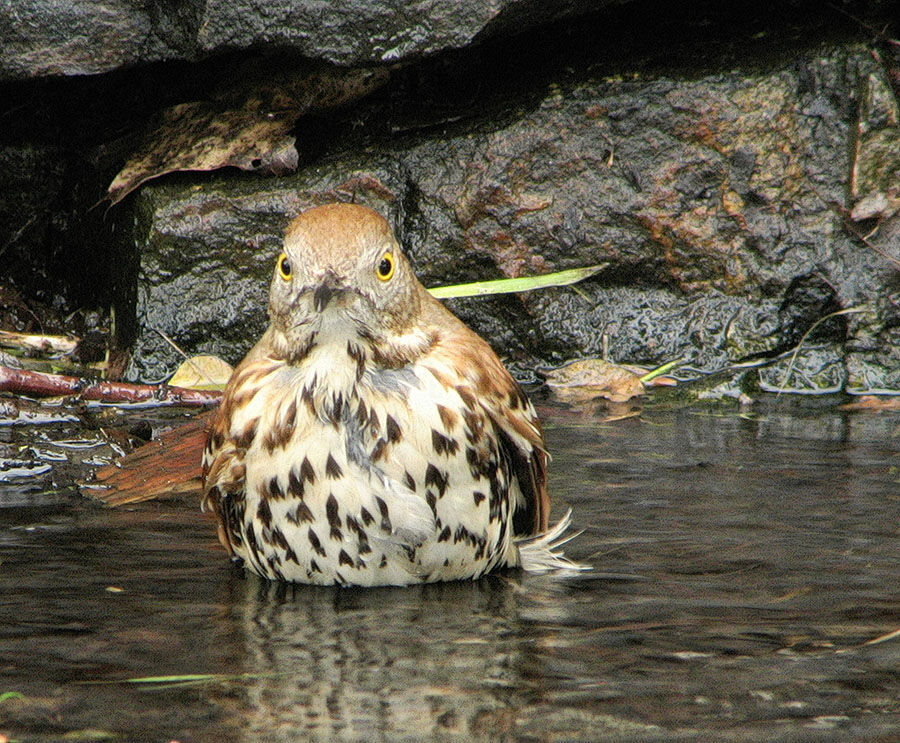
<box><xmin>544</xmin><ymin>358</ymin><xmax>645</xmax><ymax>403</ymax></box>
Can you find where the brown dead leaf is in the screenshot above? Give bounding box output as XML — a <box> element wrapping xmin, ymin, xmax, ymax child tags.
<box><xmin>107</xmin><ymin>62</ymin><xmax>390</xmax><ymax>205</ymax></box>
<box><xmin>106</xmin><ymin>104</ymin><xmax>298</xmax><ymax>204</ymax></box>
<box><xmin>544</xmin><ymin>358</ymin><xmax>646</xmax><ymax>403</ymax></box>
<box><xmin>839</xmin><ymin>395</ymin><xmax>900</xmax><ymax>411</ymax></box>
<box><xmin>168</xmin><ymin>354</ymin><xmax>233</xmax><ymax>391</ymax></box>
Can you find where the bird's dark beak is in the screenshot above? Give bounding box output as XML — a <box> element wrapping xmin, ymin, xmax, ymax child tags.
<box><xmin>313</xmin><ymin>271</ymin><xmax>343</xmax><ymax>312</ymax></box>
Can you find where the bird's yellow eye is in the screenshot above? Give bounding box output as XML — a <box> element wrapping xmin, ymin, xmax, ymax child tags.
<box><xmin>277</xmin><ymin>252</ymin><xmax>292</xmax><ymax>281</ymax></box>
<box><xmin>376</xmin><ymin>251</ymin><xmax>395</xmax><ymax>281</ymax></box>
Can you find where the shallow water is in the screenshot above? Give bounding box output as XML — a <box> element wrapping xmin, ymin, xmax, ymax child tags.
<box><xmin>1</xmin><ymin>398</ymin><xmax>899</xmax><ymax>742</ymax></box>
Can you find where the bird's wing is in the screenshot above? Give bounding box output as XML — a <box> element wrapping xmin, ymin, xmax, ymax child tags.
<box><xmin>422</xmin><ymin>304</ymin><xmax>550</xmax><ymax>537</ymax></box>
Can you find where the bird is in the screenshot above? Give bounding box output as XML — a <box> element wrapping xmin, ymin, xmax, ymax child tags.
<box><xmin>200</xmin><ymin>203</ymin><xmax>581</xmax><ymax>586</ymax></box>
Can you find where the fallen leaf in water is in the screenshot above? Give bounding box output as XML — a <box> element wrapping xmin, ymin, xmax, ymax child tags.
<box><xmin>107</xmin><ymin>61</ymin><xmax>390</xmax><ymax>204</ymax></box>
<box><xmin>839</xmin><ymin>395</ymin><xmax>900</xmax><ymax>411</ymax></box>
<box><xmin>544</xmin><ymin>358</ymin><xmax>645</xmax><ymax>403</ymax></box>
<box><xmin>169</xmin><ymin>355</ymin><xmax>233</xmax><ymax>391</ymax></box>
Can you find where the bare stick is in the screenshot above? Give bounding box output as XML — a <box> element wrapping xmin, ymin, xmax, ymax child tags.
<box><xmin>0</xmin><ymin>365</ymin><xmax>221</xmax><ymax>406</ymax></box>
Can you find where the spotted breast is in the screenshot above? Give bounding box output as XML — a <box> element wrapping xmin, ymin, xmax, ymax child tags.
<box><xmin>201</xmin><ymin>203</ymin><xmax>581</xmax><ymax>586</ymax></box>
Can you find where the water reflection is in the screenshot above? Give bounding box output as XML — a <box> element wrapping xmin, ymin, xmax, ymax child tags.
<box><xmin>0</xmin><ymin>400</ymin><xmax>898</xmax><ymax>741</ymax></box>
<box><xmin>226</xmin><ymin>578</ymin><xmax>528</xmax><ymax>741</ymax></box>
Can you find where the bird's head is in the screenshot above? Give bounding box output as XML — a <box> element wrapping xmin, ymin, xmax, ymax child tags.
<box><xmin>266</xmin><ymin>203</ymin><xmax>426</xmax><ymax>363</ymax></box>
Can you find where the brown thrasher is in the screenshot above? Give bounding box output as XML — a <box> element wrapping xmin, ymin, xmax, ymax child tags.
<box><xmin>199</xmin><ymin>203</ymin><xmax>579</xmax><ymax>586</ymax></box>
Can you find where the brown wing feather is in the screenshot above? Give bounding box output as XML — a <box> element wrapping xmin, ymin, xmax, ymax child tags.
<box><xmin>422</xmin><ymin>295</ymin><xmax>550</xmax><ymax>536</ymax></box>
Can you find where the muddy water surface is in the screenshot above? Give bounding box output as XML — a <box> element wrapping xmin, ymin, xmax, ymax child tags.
<box><xmin>1</xmin><ymin>398</ymin><xmax>898</xmax><ymax>742</ymax></box>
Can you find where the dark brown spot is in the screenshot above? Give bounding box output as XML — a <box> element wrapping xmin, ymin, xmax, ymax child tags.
<box><xmin>436</xmin><ymin>404</ymin><xmax>458</xmax><ymax>430</ymax></box>
<box><xmin>456</xmin><ymin>385</ymin><xmax>477</xmax><ymax>410</ymax></box>
<box><xmin>288</xmin><ymin>467</ymin><xmax>305</xmax><ymax>499</ymax></box>
<box><xmin>385</xmin><ymin>415</ymin><xmax>402</xmax><ymax>443</ymax></box>
<box><xmin>474</xmin><ymin>371</ymin><xmax>493</xmax><ymax>396</ymax></box>
<box><xmin>267</xmin><ymin>476</ymin><xmax>284</xmax><ymax>500</ymax></box>
<box><xmin>404</xmin><ymin>470</ymin><xmax>416</xmax><ymax>491</ymax></box>
<box><xmin>368</xmin><ymin>409</ymin><xmax>380</xmax><ymax>437</ymax></box>
<box><xmin>234</xmin><ymin>418</ymin><xmax>259</xmax><ymax>450</ymax></box>
<box><xmin>325</xmin><ymin>454</ymin><xmax>343</xmax><ymax>479</ymax></box>
<box><xmin>489</xmin><ymin>471</ymin><xmax>504</xmax><ymax>521</ymax></box>
<box><xmin>374</xmin><ymin>495</ymin><xmax>392</xmax><ymax>532</ymax></box>
<box><xmin>287</xmin><ymin>502</ymin><xmax>314</xmax><ymax>524</ymax></box>
<box><xmin>300</xmin><ymin>456</ymin><xmax>316</xmax><ymax>485</ymax></box>
<box><xmin>371</xmin><ymin>438</ymin><xmax>387</xmax><ymax>461</ymax></box>
<box><xmin>326</xmin><ymin>493</ymin><xmax>342</xmax><ymax>540</ymax></box>
<box><xmin>379</xmin><ymin>553</ymin><xmax>388</xmax><ymax>568</ymax></box>
<box><xmin>346</xmin><ymin>514</ymin><xmax>361</xmax><ymax>535</ymax></box>
<box><xmin>462</xmin><ymin>409</ymin><xmax>484</xmax><ymax>444</ymax></box>
<box><xmin>454</xmin><ymin>524</ymin><xmax>477</xmax><ymax>546</ymax></box>
<box><xmin>426</xmin><ymin>364</ymin><xmax>452</xmax><ymax>387</ymax></box>
<box><xmin>432</xmin><ymin>429</ymin><xmax>459</xmax><ymax>456</ymax></box>
<box><xmin>507</xmin><ymin>388</ymin><xmax>520</xmax><ymax>409</ymax></box>
<box><xmin>328</xmin><ymin>393</ymin><xmax>343</xmax><ymax>428</ymax></box>
<box><xmin>271</xmin><ymin>526</ymin><xmax>289</xmax><ymax>550</ymax></box>
<box><xmin>437</xmin><ymin>525</ymin><xmax>451</xmax><ymax>542</ymax></box>
<box><xmin>360</xmin><ymin>506</ymin><xmax>374</xmax><ymax>526</ymax></box>
<box><xmin>424</xmin><ymin>464</ymin><xmax>449</xmax><ymax>497</ymax></box>
<box><xmin>264</xmin><ymin>399</ymin><xmax>297</xmax><ymax>452</ymax></box>
<box><xmin>211</xmin><ymin>430</ymin><xmax>224</xmax><ymax>450</ymax></box>
<box><xmin>285</xmin><ymin>546</ymin><xmax>299</xmax><ymax>564</ymax></box>
<box><xmin>473</xmin><ymin>491</ymin><xmax>486</xmax><ymax>506</ymax></box>
<box><xmin>339</xmin><ymin>549</ymin><xmax>354</xmax><ymax>568</ymax></box>
<box><xmin>347</xmin><ymin>341</ymin><xmax>366</xmax><ymax>381</ymax></box>
<box><xmin>301</xmin><ymin>384</ymin><xmax>316</xmax><ymax>414</ymax></box>
<box><xmin>307</xmin><ymin>528</ymin><xmax>327</xmax><ymax>557</ymax></box>
<box><xmin>425</xmin><ymin>491</ymin><xmax>437</xmax><ymax>514</ymax></box>
<box><xmin>356</xmin><ymin>401</ymin><xmax>369</xmax><ymax>427</ymax></box>
<box><xmin>245</xmin><ymin>523</ymin><xmax>259</xmax><ymax>558</ymax></box>
<box><xmin>310</xmin><ymin>558</ymin><xmax>321</xmax><ymax>573</ymax></box>
<box><xmin>474</xmin><ymin>534</ymin><xmax>486</xmax><ymax>560</ymax></box>
<box><xmin>256</xmin><ymin>499</ymin><xmax>272</xmax><ymax>527</ymax></box>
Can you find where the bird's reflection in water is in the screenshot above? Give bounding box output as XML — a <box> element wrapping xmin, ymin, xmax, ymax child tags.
<box><xmin>221</xmin><ymin>573</ymin><xmax>550</xmax><ymax>742</ymax></box>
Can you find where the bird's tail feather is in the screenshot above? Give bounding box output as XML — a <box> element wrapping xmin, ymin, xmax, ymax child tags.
<box><xmin>515</xmin><ymin>509</ymin><xmax>590</xmax><ymax>573</ymax></box>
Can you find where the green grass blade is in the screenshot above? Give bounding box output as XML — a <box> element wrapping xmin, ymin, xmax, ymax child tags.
<box><xmin>124</xmin><ymin>674</ymin><xmax>224</xmax><ymax>684</ymax></box>
<box><xmin>639</xmin><ymin>357</ymin><xmax>685</xmax><ymax>383</ymax></box>
<box><xmin>427</xmin><ymin>264</ymin><xmax>606</xmax><ymax>299</ymax></box>
<box><xmin>80</xmin><ymin>671</ymin><xmax>292</xmax><ymax>689</ymax></box>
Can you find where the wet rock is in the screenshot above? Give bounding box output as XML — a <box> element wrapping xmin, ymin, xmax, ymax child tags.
<box><xmin>0</xmin><ymin>0</ymin><xmax>609</xmax><ymax>79</ymax></box>
<box><xmin>127</xmin><ymin>39</ymin><xmax>900</xmax><ymax>392</ymax></box>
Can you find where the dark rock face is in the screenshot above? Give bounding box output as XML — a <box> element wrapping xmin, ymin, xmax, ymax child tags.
<box><xmin>0</xmin><ymin>0</ymin><xmax>610</xmax><ymax>79</ymax></box>
<box><xmin>127</xmin><ymin>38</ymin><xmax>900</xmax><ymax>392</ymax></box>
<box><xmin>2</xmin><ymin>2</ymin><xmax>898</xmax><ymax>395</ymax></box>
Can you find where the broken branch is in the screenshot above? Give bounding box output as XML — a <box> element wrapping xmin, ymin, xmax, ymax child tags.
<box><xmin>0</xmin><ymin>365</ymin><xmax>222</xmax><ymax>406</ymax></box>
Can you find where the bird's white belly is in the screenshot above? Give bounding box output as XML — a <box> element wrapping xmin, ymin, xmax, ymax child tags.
<box><xmin>232</xmin><ymin>371</ymin><xmax>516</xmax><ymax>587</ymax></box>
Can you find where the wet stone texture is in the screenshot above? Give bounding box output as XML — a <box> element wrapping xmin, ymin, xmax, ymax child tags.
<box><xmin>0</xmin><ymin>0</ymin><xmax>611</xmax><ymax>77</ymax></box>
<box><xmin>128</xmin><ymin>41</ymin><xmax>900</xmax><ymax>390</ymax></box>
